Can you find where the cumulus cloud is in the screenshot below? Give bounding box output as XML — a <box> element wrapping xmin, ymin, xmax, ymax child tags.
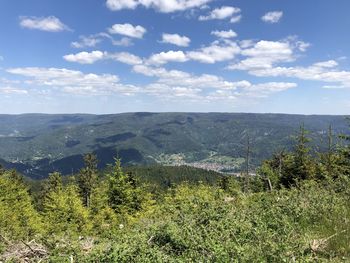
<box><xmin>261</xmin><ymin>11</ymin><xmax>283</xmax><ymax>23</ymax></box>
<box><xmin>211</xmin><ymin>30</ymin><xmax>237</xmax><ymax>39</ymax></box>
<box><xmin>187</xmin><ymin>39</ymin><xmax>240</xmax><ymax>63</ymax></box>
<box><xmin>247</xmin><ymin>61</ymin><xmax>350</xmax><ymax>89</ymax></box>
<box><xmin>229</xmin><ymin>40</ymin><xmax>350</xmax><ymax>89</ymax></box>
<box><xmin>63</xmin><ymin>50</ymin><xmax>142</xmax><ymax>65</ymax></box>
<box><xmin>132</xmin><ymin>64</ymin><xmax>296</xmax><ymax>101</ymax></box>
<box><xmin>106</xmin><ymin>0</ymin><xmax>213</xmax><ymax>13</ymax></box>
<box><xmin>161</xmin><ymin>33</ymin><xmax>191</xmax><ymax>47</ymax></box>
<box><xmin>148</xmin><ymin>51</ymin><xmax>188</xmax><ymax>65</ymax></box>
<box><xmin>146</xmin><ymin>39</ymin><xmax>240</xmax><ymax>65</ymax></box>
<box><xmin>199</xmin><ymin>6</ymin><xmax>241</xmax><ymax>21</ymax></box>
<box><xmin>4</xmin><ymin>64</ymin><xmax>296</xmax><ymax>101</ymax></box>
<box><xmin>7</xmin><ymin>67</ymin><xmax>139</xmax><ymax>96</ymax></box>
<box><xmin>108</xmin><ymin>23</ymin><xmax>146</xmax><ymax>39</ymax></box>
<box><xmin>133</xmin><ymin>64</ymin><xmax>235</xmax><ymax>89</ymax></box>
<box><xmin>228</xmin><ymin>40</ymin><xmax>297</xmax><ymax>71</ymax></box>
<box><xmin>63</xmin><ymin>51</ymin><xmax>106</xmax><ymax>64</ymax></box>
<box><xmin>19</xmin><ymin>16</ymin><xmax>70</xmax><ymax>32</ymax></box>
<box><xmin>109</xmin><ymin>52</ymin><xmax>143</xmax><ymax>65</ymax></box>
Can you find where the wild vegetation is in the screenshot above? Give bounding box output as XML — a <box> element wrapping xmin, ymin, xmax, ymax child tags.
<box><xmin>0</xmin><ymin>123</ymin><xmax>350</xmax><ymax>262</ymax></box>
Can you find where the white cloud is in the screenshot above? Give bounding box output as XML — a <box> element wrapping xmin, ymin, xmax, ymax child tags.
<box><xmin>4</xmin><ymin>65</ymin><xmax>295</xmax><ymax>101</ymax></box>
<box><xmin>161</xmin><ymin>33</ymin><xmax>191</xmax><ymax>47</ymax></box>
<box><xmin>148</xmin><ymin>51</ymin><xmax>188</xmax><ymax>65</ymax></box>
<box><xmin>111</xmin><ymin>37</ymin><xmax>133</xmax><ymax>46</ymax></box>
<box><xmin>132</xmin><ymin>64</ymin><xmax>296</xmax><ymax>101</ymax></box>
<box><xmin>106</xmin><ymin>0</ymin><xmax>139</xmax><ymax>10</ymax></box>
<box><xmin>226</xmin><ymin>38</ymin><xmax>343</xmax><ymax>88</ymax></box>
<box><xmin>228</xmin><ymin>40</ymin><xmax>296</xmax><ymax>71</ymax></box>
<box><xmin>240</xmin><ymin>82</ymin><xmax>296</xmax><ymax>97</ymax></box>
<box><xmin>187</xmin><ymin>39</ymin><xmax>240</xmax><ymax>63</ymax></box>
<box><xmin>211</xmin><ymin>30</ymin><xmax>237</xmax><ymax>39</ymax></box>
<box><xmin>199</xmin><ymin>6</ymin><xmax>241</xmax><ymax>21</ymax></box>
<box><xmin>63</xmin><ymin>50</ymin><xmax>142</xmax><ymax>65</ymax></box>
<box><xmin>71</xmin><ymin>34</ymin><xmax>103</xmax><ymax>48</ymax></box>
<box><xmin>133</xmin><ymin>64</ymin><xmax>237</xmax><ymax>90</ymax></box>
<box><xmin>19</xmin><ymin>16</ymin><xmax>70</xmax><ymax>32</ymax></box>
<box><xmin>106</xmin><ymin>0</ymin><xmax>212</xmax><ymax>13</ymax></box>
<box><xmin>313</xmin><ymin>60</ymin><xmax>338</xmax><ymax>68</ymax></box>
<box><xmin>0</xmin><ymin>86</ymin><xmax>28</xmax><ymax>95</ymax></box>
<box><xmin>63</xmin><ymin>51</ymin><xmax>106</xmax><ymax>64</ymax></box>
<box><xmin>7</xmin><ymin>67</ymin><xmax>139</xmax><ymax>96</ymax></box>
<box><xmin>239</xmin><ymin>40</ymin><xmax>255</xmax><ymax>48</ymax></box>
<box><xmin>108</xmin><ymin>23</ymin><xmax>146</xmax><ymax>39</ymax></box>
<box><xmin>71</xmin><ymin>33</ymin><xmax>133</xmax><ymax>48</ymax></box>
<box><xmin>109</xmin><ymin>52</ymin><xmax>143</xmax><ymax>65</ymax></box>
<box><xmin>145</xmin><ymin>39</ymin><xmax>241</xmax><ymax>65</ymax></box>
<box><xmin>261</xmin><ymin>11</ymin><xmax>283</xmax><ymax>23</ymax></box>
<box><xmin>230</xmin><ymin>15</ymin><xmax>242</xmax><ymax>23</ymax></box>
<box><xmin>249</xmin><ymin>61</ymin><xmax>350</xmax><ymax>88</ymax></box>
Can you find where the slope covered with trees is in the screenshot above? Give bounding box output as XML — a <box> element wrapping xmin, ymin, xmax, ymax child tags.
<box><xmin>0</xmin><ymin>113</ymin><xmax>348</xmax><ymax>178</ymax></box>
<box><xmin>1</xmin><ymin>123</ymin><xmax>350</xmax><ymax>262</ymax></box>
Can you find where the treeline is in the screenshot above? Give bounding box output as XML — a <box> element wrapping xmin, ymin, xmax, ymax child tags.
<box><xmin>0</xmin><ymin>123</ymin><xmax>350</xmax><ymax>262</ymax></box>
<box><xmin>243</xmin><ymin>124</ymin><xmax>350</xmax><ymax>192</ymax></box>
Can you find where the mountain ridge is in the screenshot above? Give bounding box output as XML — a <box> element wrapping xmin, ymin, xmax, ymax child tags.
<box><xmin>0</xmin><ymin>112</ymin><xmax>348</xmax><ymax>179</ymax></box>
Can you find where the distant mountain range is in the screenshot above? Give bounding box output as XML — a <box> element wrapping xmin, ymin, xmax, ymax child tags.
<box><xmin>0</xmin><ymin>112</ymin><xmax>348</xmax><ymax>179</ymax></box>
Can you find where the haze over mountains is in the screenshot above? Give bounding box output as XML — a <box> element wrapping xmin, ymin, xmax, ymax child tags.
<box><xmin>0</xmin><ymin>112</ymin><xmax>348</xmax><ymax>179</ymax></box>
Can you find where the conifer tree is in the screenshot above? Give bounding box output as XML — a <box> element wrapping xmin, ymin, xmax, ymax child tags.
<box><xmin>317</xmin><ymin>125</ymin><xmax>343</xmax><ymax>180</ymax></box>
<box><xmin>218</xmin><ymin>175</ymin><xmax>241</xmax><ymax>195</ymax></box>
<box><xmin>77</xmin><ymin>153</ymin><xmax>98</xmax><ymax>207</ymax></box>
<box><xmin>0</xmin><ymin>170</ymin><xmax>42</xmax><ymax>239</ymax></box>
<box><xmin>107</xmin><ymin>158</ymin><xmax>146</xmax><ymax>215</ymax></box>
<box><xmin>42</xmin><ymin>172</ymin><xmax>90</xmax><ymax>235</ymax></box>
<box><xmin>280</xmin><ymin>124</ymin><xmax>315</xmax><ymax>186</ymax></box>
<box><xmin>337</xmin><ymin>121</ymin><xmax>350</xmax><ymax>176</ymax></box>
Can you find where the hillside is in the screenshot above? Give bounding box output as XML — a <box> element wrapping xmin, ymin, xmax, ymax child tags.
<box><xmin>0</xmin><ymin>113</ymin><xmax>348</xmax><ymax>178</ymax></box>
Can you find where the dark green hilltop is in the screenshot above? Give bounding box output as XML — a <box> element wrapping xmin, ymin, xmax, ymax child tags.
<box><xmin>0</xmin><ymin>112</ymin><xmax>348</xmax><ymax>179</ymax></box>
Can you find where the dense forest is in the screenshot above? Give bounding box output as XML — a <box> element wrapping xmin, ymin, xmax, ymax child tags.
<box><xmin>0</xmin><ymin>113</ymin><xmax>348</xmax><ymax>178</ymax></box>
<box><xmin>1</xmin><ymin>123</ymin><xmax>350</xmax><ymax>262</ymax></box>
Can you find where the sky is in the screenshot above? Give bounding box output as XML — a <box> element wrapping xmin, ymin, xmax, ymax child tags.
<box><xmin>0</xmin><ymin>0</ymin><xmax>350</xmax><ymax>114</ymax></box>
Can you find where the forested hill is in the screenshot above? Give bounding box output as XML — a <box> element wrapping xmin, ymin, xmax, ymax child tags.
<box><xmin>0</xmin><ymin>112</ymin><xmax>348</xmax><ymax>179</ymax></box>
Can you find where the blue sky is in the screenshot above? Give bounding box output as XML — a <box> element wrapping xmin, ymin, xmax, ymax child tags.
<box><xmin>0</xmin><ymin>0</ymin><xmax>350</xmax><ymax>114</ymax></box>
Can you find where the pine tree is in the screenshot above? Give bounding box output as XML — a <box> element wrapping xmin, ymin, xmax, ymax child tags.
<box><xmin>76</xmin><ymin>153</ymin><xmax>98</xmax><ymax>207</ymax></box>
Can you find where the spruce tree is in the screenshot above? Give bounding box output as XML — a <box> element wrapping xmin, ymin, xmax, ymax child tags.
<box><xmin>76</xmin><ymin>153</ymin><xmax>98</xmax><ymax>207</ymax></box>
<box><xmin>0</xmin><ymin>170</ymin><xmax>42</xmax><ymax>239</ymax></box>
<box><xmin>317</xmin><ymin>125</ymin><xmax>343</xmax><ymax>180</ymax></box>
<box><xmin>281</xmin><ymin>124</ymin><xmax>315</xmax><ymax>186</ymax></box>
<box><xmin>42</xmin><ymin>172</ymin><xmax>91</xmax><ymax>235</ymax></box>
<box><xmin>107</xmin><ymin>158</ymin><xmax>145</xmax><ymax>215</ymax></box>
